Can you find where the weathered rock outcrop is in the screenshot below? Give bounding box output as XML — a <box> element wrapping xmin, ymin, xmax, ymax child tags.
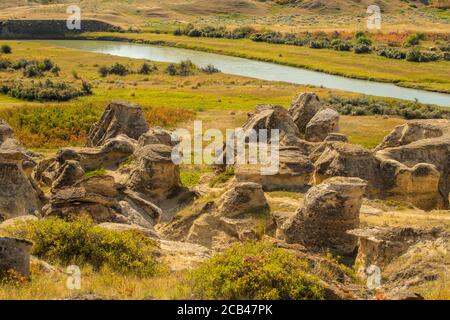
<box><xmin>348</xmin><ymin>227</ymin><xmax>449</xmax><ymax>290</ymax></box>
<box><xmin>34</xmin><ymin>135</ymin><xmax>136</xmax><ymax>189</ymax></box>
<box><xmin>87</xmin><ymin>101</ymin><xmax>149</xmax><ymax>147</ymax></box>
<box><xmin>0</xmin><ymin>151</ymin><xmax>43</xmax><ymax>220</ymax></box>
<box><xmin>44</xmin><ymin>175</ymin><xmax>161</xmax><ymax>228</ymax></box>
<box><xmin>313</xmin><ymin>142</ymin><xmax>381</xmax><ymax>194</ymax></box>
<box><xmin>126</xmin><ymin>143</ymin><xmax>184</xmax><ymax>203</ymax></box>
<box><xmin>282</xmin><ymin>177</ymin><xmax>367</xmax><ymax>255</ymax></box>
<box><xmin>138</xmin><ymin>127</ymin><xmax>176</xmax><ymax>147</ymax></box>
<box><xmin>0</xmin><ymin>119</ymin><xmax>40</xmax><ymax>173</ymax></box>
<box><xmin>235</xmin><ymin>146</ymin><xmax>314</xmax><ymax>190</ymax></box>
<box><xmin>216</xmin><ymin>182</ymin><xmax>269</xmax><ymax>218</ymax></box>
<box><xmin>288</xmin><ymin>93</ymin><xmax>322</xmax><ymax>134</ymax></box>
<box><xmin>374</xmin><ymin>120</ymin><xmax>450</xmax><ymax>210</ymax></box>
<box><xmin>162</xmin><ymin>182</ymin><xmax>271</xmax><ymax>251</ymax></box>
<box><xmin>0</xmin><ymin>236</ymin><xmax>33</xmax><ymax>278</ymax></box>
<box><xmin>305</xmin><ymin>108</ymin><xmax>340</xmax><ymax>142</ymax></box>
<box><xmin>242</xmin><ymin>104</ymin><xmax>309</xmax><ymax>149</ymax></box>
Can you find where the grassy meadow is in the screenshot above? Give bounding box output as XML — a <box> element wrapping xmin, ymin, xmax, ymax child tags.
<box><xmin>0</xmin><ymin>40</ymin><xmax>408</xmax><ymax>151</ymax></box>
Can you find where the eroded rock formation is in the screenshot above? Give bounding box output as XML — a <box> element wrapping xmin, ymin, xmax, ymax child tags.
<box><xmin>0</xmin><ymin>236</ymin><xmax>33</xmax><ymax>278</ymax></box>
<box><xmin>282</xmin><ymin>177</ymin><xmax>367</xmax><ymax>255</ymax></box>
<box><xmin>87</xmin><ymin>101</ymin><xmax>149</xmax><ymax>147</ymax></box>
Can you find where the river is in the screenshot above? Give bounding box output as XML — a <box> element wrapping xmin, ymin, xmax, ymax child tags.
<box><xmin>37</xmin><ymin>40</ymin><xmax>450</xmax><ymax>107</ymax></box>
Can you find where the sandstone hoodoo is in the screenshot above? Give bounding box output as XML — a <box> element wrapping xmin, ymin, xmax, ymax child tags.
<box><xmin>217</xmin><ymin>182</ymin><xmax>269</xmax><ymax>218</ymax></box>
<box><xmin>235</xmin><ymin>146</ymin><xmax>315</xmax><ymax>190</ymax></box>
<box><xmin>305</xmin><ymin>108</ymin><xmax>340</xmax><ymax>142</ymax></box>
<box><xmin>312</xmin><ymin>142</ymin><xmax>381</xmax><ymax>193</ymax></box>
<box><xmin>374</xmin><ymin>120</ymin><xmax>450</xmax><ymax>210</ymax></box>
<box><xmin>0</xmin><ymin>151</ymin><xmax>43</xmax><ymax>220</ymax></box>
<box><xmin>242</xmin><ymin>104</ymin><xmax>305</xmax><ymax>148</ymax></box>
<box><xmin>87</xmin><ymin>101</ymin><xmax>149</xmax><ymax>147</ymax></box>
<box><xmin>288</xmin><ymin>92</ymin><xmax>322</xmax><ymax>134</ymax></box>
<box><xmin>0</xmin><ymin>236</ymin><xmax>33</xmax><ymax>278</ymax></box>
<box><xmin>282</xmin><ymin>177</ymin><xmax>367</xmax><ymax>255</ymax></box>
<box><xmin>348</xmin><ymin>227</ymin><xmax>449</xmax><ymax>291</ymax></box>
<box><xmin>44</xmin><ymin>175</ymin><xmax>161</xmax><ymax>228</ymax></box>
<box><xmin>127</xmin><ymin>144</ymin><xmax>183</xmax><ymax>202</ymax></box>
<box><xmin>163</xmin><ymin>182</ymin><xmax>271</xmax><ymax>251</ymax></box>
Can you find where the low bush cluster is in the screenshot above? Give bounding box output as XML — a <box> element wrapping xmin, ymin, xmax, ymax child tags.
<box><xmin>189</xmin><ymin>242</ymin><xmax>324</xmax><ymax>300</ymax></box>
<box><xmin>0</xmin><ymin>58</ymin><xmax>60</xmax><ymax>77</ymax></box>
<box><xmin>172</xmin><ymin>25</ymin><xmax>447</xmax><ymax>62</ymax></box>
<box><xmin>0</xmin><ymin>79</ymin><xmax>92</xmax><ymax>102</ymax></box>
<box><xmin>165</xmin><ymin>60</ymin><xmax>196</xmax><ymax>76</ymax></box>
<box><xmin>376</xmin><ymin>46</ymin><xmax>407</xmax><ymax>59</ymax></box>
<box><xmin>98</xmin><ymin>62</ymin><xmax>158</xmax><ymax>77</ymax></box>
<box><xmin>3</xmin><ymin>216</ymin><xmax>164</xmax><ymax>277</ymax></box>
<box><xmin>326</xmin><ymin>95</ymin><xmax>450</xmax><ymax>120</ymax></box>
<box><xmin>406</xmin><ymin>48</ymin><xmax>441</xmax><ymax>62</ymax></box>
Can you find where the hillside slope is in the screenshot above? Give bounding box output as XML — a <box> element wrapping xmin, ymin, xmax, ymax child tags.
<box><xmin>0</xmin><ymin>1</ymin><xmax>448</xmax><ymax>31</ymax></box>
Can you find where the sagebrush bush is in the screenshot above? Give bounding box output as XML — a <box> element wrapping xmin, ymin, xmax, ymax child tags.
<box><xmin>165</xmin><ymin>60</ymin><xmax>196</xmax><ymax>76</ymax></box>
<box><xmin>189</xmin><ymin>242</ymin><xmax>324</xmax><ymax>300</ymax></box>
<box><xmin>1</xmin><ymin>79</ymin><xmax>91</xmax><ymax>101</ymax></box>
<box><xmin>0</xmin><ymin>45</ymin><xmax>12</xmax><ymax>54</ymax></box>
<box><xmin>326</xmin><ymin>95</ymin><xmax>450</xmax><ymax>119</ymax></box>
<box><xmin>201</xmin><ymin>64</ymin><xmax>220</xmax><ymax>74</ymax></box>
<box><xmin>4</xmin><ymin>216</ymin><xmax>164</xmax><ymax>277</ymax></box>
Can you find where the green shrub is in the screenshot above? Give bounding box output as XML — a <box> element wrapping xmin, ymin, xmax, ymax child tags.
<box><xmin>331</xmin><ymin>39</ymin><xmax>352</xmax><ymax>51</ymax></box>
<box><xmin>354</xmin><ymin>44</ymin><xmax>372</xmax><ymax>54</ymax></box>
<box><xmin>98</xmin><ymin>65</ymin><xmax>109</xmax><ymax>77</ymax></box>
<box><xmin>108</xmin><ymin>63</ymin><xmax>130</xmax><ymax>76</ymax></box>
<box><xmin>165</xmin><ymin>60</ymin><xmax>196</xmax><ymax>76</ymax></box>
<box><xmin>0</xmin><ymin>59</ymin><xmax>11</xmax><ymax>70</ymax></box>
<box><xmin>138</xmin><ymin>62</ymin><xmax>157</xmax><ymax>75</ymax></box>
<box><xmin>201</xmin><ymin>64</ymin><xmax>220</xmax><ymax>74</ymax></box>
<box><xmin>2</xmin><ymin>79</ymin><xmax>92</xmax><ymax>102</ymax></box>
<box><xmin>4</xmin><ymin>216</ymin><xmax>164</xmax><ymax>277</ymax></box>
<box><xmin>51</xmin><ymin>65</ymin><xmax>61</xmax><ymax>76</ymax></box>
<box><xmin>376</xmin><ymin>46</ymin><xmax>406</xmax><ymax>59</ymax></box>
<box><xmin>189</xmin><ymin>242</ymin><xmax>324</xmax><ymax>300</ymax></box>
<box><xmin>23</xmin><ymin>64</ymin><xmax>43</xmax><ymax>77</ymax></box>
<box><xmin>325</xmin><ymin>95</ymin><xmax>450</xmax><ymax>120</ymax></box>
<box><xmin>405</xmin><ymin>32</ymin><xmax>426</xmax><ymax>46</ymax></box>
<box><xmin>406</xmin><ymin>48</ymin><xmax>441</xmax><ymax>62</ymax></box>
<box><xmin>0</xmin><ymin>45</ymin><xmax>12</xmax><ymax>54</ymax></box>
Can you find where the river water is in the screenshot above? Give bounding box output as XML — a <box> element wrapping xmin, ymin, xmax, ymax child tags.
<box><xmin>38</xmin><ymin>40</ymin><xmax>450</xmax><ymax>107</ymax></box>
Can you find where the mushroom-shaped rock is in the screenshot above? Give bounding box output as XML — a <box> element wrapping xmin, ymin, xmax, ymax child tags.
<box><xmin>87</xmin><ymin>101</ymin><xmax>149</xmax><ymax>147</ymax></box>
<box><xmin>282</xmin><ymin>177</ymin><xmax>367</xmax><ymax>255</ymax></box>
<box><xmin>126</xmin><ymin>143</ymin><xmax>181</xmax><ymax>203</ymax></box>
<box><xmin>288</xmin><ymin>92</ymin><xmax>322</xmax><ymax>134</ymax></box>
<box><xmin>305</xmin><ymin>108</ymin><xmax>340</xmax><ymax>142</ymax></box>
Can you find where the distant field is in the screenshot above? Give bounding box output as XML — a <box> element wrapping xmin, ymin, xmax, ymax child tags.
<box><xmin>80</xmin><ymin>32</ymin><xmax>450</xmax><ymax>93</ymax></box>
<box><xmin>0</xmin><ymin>40</ymin><xmax>424</xmax><ymax>150</ymax></box>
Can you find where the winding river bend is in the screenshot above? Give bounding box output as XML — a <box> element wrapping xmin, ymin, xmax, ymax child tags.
<box><xmin>39</xmin><ymin>40</ymin><xmax>450</xmax><ymax>107</ymax></box>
